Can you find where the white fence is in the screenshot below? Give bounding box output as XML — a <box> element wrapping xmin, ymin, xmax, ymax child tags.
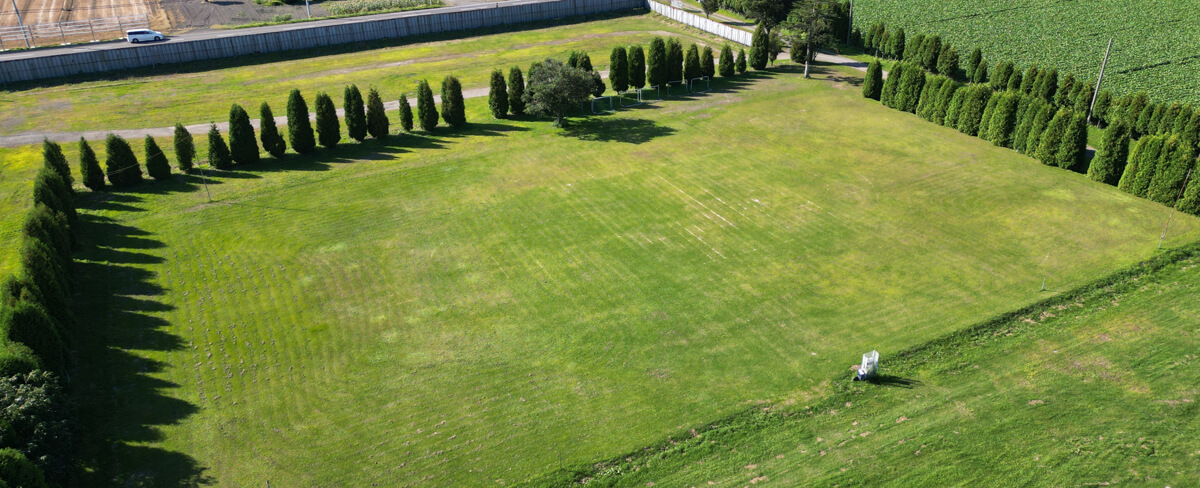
<box><xmin>0</xmin><ymin>15</ymin><xmax>149</xmax><ymax>50</ymax></box>
<box><xmin>646</xmin><ymin>0</ymin><xmax>751</xmax><ymax>46</ymax></box>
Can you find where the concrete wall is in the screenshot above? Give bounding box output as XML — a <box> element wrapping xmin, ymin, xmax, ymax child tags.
<box><xmin>646</xmin><ymin>0</ymin><xmax>751</xmax><ymax>46</ymax></box>
<box><xmin>0</xmin><ymin>0</ymin><xmax>645</xmax><ymax>83</ymax></box>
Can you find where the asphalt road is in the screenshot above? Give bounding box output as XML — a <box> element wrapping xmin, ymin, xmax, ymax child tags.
<box><xmin>0</xmin><ymin>0</ymin><xmax>518</xmax><ymax>61</ymax></box>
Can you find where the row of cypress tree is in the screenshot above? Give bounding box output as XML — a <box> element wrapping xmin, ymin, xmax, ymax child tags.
<box><xmin>862</xmin><ymin>23</ymin><xmax>960</xmax><ymax>81</ymax></box>
<box><xmin>0</xmin><ymin>139</ymin><xmax>82</xmax><ymax>486</ymax></box>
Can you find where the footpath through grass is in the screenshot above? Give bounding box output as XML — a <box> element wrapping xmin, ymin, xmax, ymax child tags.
<box><xmin>67</xmin><ymin>62</ymin><xmax>1200</xmax><ymax>486</ymax></box>
<box><xmin>852</xmin><ymin>0</ymin><xmax>1200</xmax><ymax>104</ymax></box>
<box><xmin>535</xmin><ymin>243</ymin><xmax>1200</xmax><ymax>486</ymax></box>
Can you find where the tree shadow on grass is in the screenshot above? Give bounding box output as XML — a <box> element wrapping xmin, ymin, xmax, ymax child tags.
<box><xmin>70</xmin><ymin>213</ymin><xmax>212</xmax><ymax>487</ymax></box>
<box><xmin>560</xmin><ymin>117</ymin><xmax>676</xmax><ymax>144</ymax></box>
<box><xmin>867</xmin><ymin>375</ymin><xmax>922</xmax><ymax>389</ymax></box>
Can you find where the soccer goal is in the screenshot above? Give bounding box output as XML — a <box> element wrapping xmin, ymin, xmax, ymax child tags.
<box><xmin>665</xmin><ymin>81</ymin><xmax>686</xmax><ymax>97</ymax></box>
<box><xmin>689</xmin><ymin>76</ymin><xmax>711</xmax><ymax>93</ymax></box>
<box><xmin>638</xmin><ymin>85</ymin><xmax>662</xmax><ymax>103</ymax></box>
<box><xmin>617</xmin><ymin>90</ymin><xmax>643</xmax><ymax>108</ymax></box>
<box><xmin>590</xmin><ymin>96</ymin><xmax>615</xmax><ymax>114</ymax></box>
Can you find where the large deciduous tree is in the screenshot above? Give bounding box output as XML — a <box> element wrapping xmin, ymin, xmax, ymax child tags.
<box><xmin>523</xmin><ymin>59</ymin><xmax>595</xmax><ymax>127</ymax></box>
<box><xmin>785</xmin><ymin>0</ymin><xmax>836</xmax><ymax>78</ymax></box>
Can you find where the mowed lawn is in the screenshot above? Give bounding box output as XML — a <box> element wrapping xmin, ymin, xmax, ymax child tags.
<box><xmin>69</xmin><ymin>64</ymin><xmax>1200</xmax><ymax>486</ymax></box>
<box><xmin>0</xmin><ymin>12</ymin><xmax>718</xmax><ymax>135</ymax></box>
<box><xmin>579</xmin><ymin>248</ymin><xmax>1200</xmax><ymax>487</ymax></box>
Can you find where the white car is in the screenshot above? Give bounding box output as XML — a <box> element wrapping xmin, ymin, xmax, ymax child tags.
<box><xmin>126</xmin><ymin>29</ymin><xmax>164</xmax><ymax>43</ymax></box>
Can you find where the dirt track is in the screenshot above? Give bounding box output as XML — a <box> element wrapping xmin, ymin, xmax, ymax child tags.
<box><xmin>0</xmin><ymin>0</ymin><xmax>159</xmax><ymax>26</ymax></box>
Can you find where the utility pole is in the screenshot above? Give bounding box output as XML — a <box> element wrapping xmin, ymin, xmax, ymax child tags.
<box><xmin>9</xmin><ymin>0</ymin><xmax>31</xmax><ymax>48</ymax></box>
<box><xmin>1088</xmin><ymin>38</ymin><xmax>1113</xmax><ymax>125</ymax></box>
<box><xmin>304</xmin><ymin>0</ymin><xmax>311</xmax><ymax>18</ymax></box>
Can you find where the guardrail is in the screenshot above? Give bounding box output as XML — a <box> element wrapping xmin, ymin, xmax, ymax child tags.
<box><xmin>0</xmin><ymin>15</ymin><xmax>150</xmax><ymax>50</ymax></box>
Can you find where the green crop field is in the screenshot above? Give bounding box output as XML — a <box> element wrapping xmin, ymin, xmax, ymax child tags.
<box><xmin>851</xmin><ymin>0</ymin><xmax>1200</xmax><ymax>104</ymax></box>
<box><xmin>542</xmin><ymin>245</ymin><xmax>1200</xmax><ymax>486</ymax></box>
<box><xmin>61</xmin><ymin>54</ymin><xmax>1200</xmax><ymax>486</ymax></box>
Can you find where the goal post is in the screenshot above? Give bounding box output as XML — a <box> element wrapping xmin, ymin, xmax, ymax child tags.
<box><xmin>689</xmin><ymin>76</ymin><xmax>711</xmax><ymax>93</ymax></box>
<box><xmin>590</xmin><ymin>96</ymin><xmax>615</xmax><ymax>114</ymax></box>
<box><xmin>638</xmin><ymin>85</ymin><xmax>661</xmax><ymax>103</ymax></box>
<box><xmin>617</xmin><ymin>90</ymin><xmax>643</xmax><ymax>108</ymax></box>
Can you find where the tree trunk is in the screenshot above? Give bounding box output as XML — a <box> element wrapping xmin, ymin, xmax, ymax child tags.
<box><xmin>804</xmin><ymin>43</ymin><xmax>811</xmax><ymax>78</ymax></box>
<box><xmin>555</xmin><ymin>113</ymin><xmax>565</xmax><ymax>128</ymax></box>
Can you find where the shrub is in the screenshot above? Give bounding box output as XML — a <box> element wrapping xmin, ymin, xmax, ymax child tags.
<box><xmin>1054</xmin><ymin>112</ymin><xmax>1089</xmax><ymax>171</ymax></box>
<box><xmin>259</xmin><ymin>102</ymin><xmax>287</xmax><ymax>157</ymax></box>
<box><xmin>965</xmin><ymin>47</ymin><xmax>982</xmax><ymax>78</ymax></box>
<box><xmin>228</xmin><ymin>103</ymin><xmax>260</xmax><ymax>165</ymax></box>
<box><xmin>1036</xmin><ymin>68</ymin><xmax>1058</xmax><ymax>102</ymax></box>
<box><xmin>887</xmin><ymin>28</ymin><xmax>906</xmax><ymax>60</ymax></box>
<box><xmin>943</xmin><ymin>88</ymin><xmax>967</xmax><ymax>128</ymax></box>
<box><xmin>78</xmin><ymin>138</ymin><xmax>104</xmax><ymax>190</ymax></box>
<box><xmin>862</xmin><ymin>59</ymin><xmax>883</xmax><ymax>100</ymax></box>
<box><xmin>1012</xmin><ymin>97</ymin><xmax>1043</xmax><ymax>153</ymax></box>
<box><xmin>701</xmin><ymin>45</ymin><xmax>715</xmax><ymax>79</ymax></box>
<box><xmin>0</xmin><ymin>371</ymin><xmax>72</xmax><ymax>485</ymax></box>
<box><xmin>1093</xmin><ymin>90</ymin><xmax>1114</xmax><ymax>125</ymax></box>
<box><xmin>1034</xmin><ymin>109</ymin><xmax>1070</xmax><ymax>166</ymax></box>
<box><xmin>609</xmin><ymin>46</ymin><xmax>629</xmax><ymax>93</ymax></box>
<box><xmin>647</xmin><ymin>37</ymin><xmax>667</xmax><ymax>88</ymax></box>
<box><xmin>987</xmin><ymin>92</ymin><xmax>1021</xmax><ymax>147</ymax></box>
<box><xmin>508</xmin><ymin>67</ymin><xmax>527</xmax><ymax>115</ymax></box>
<box><xmin>1147</xmin><ymin>138</ymin><xmax>1196</xmax><ymax>204</ymax></box>
<box><xmin>314</xmin><ymin>92</ymin><xmax>341</xmax><ymax>148</ymax></box>
<box><xmin>287</xmin><ymin>89</ymin><xmax>316</xmax><ymax>154</ymax></box>
<box><xmin>398</xmin><ymin>94</ymin><xmax>414</xmax><ymax>132</ymax></box>
<box><xmin>40</xmin><ymin>140</ymin><xmax>72</xmax><ymax>193</ymax></box>
<box><xmin>23</xmin><ymin>205</ymin><xmax>70</xmax><ymax>265</ymax></box>
<box><xmin>1006</xmin><ymin>70</ymin><xmax>1022</xmax><ymax>92</ymax></box>
<box><xmin>978</xmin><ymin>92</ymin><xmax>1001</xmax><ymax>140</ymax></box>
<box><xmin>936</xmin><ymin>45</ymin><xmax>959</xmax><ymax>80</ymax></box>
<box><xmin>441</xmin><ymin>75</ymin><xmax>469</xmax><ymax>128</ymax></box>
<box><xmin>971</xmin><ymin>61</ymin><xmax>987</xmax><ymax>84</ymax></box>
<box><xmin>933</xmin><ymin>78</ymin><xmax>960</xmax><ymax>125</ymax></box>
<box><xmin>103</xmin><ymin>134</ymin><xmax>142</xmax><ymax>187</ymax></box>
<box><xmin>956</xmin><ymin>84</ymin><xmax>992</xmax><ymax>136</ymax></box>
<box><xmin>207</xmin><ymin>124</ymin><xmax>233</xmax><ymax>169</ymax></box>
<box><xmin>897</xmin><ymin>64</ymin><xmax>926</xmax><ymax>113</ymax></box>
<box><xmin>1023</xmin><ymin>103</ymin><xmax>1057</xmax><ymax>156</ymax></box>
<box><xmin>684</xmin><ymin>44</ymin><xmax>702</xmax><ymax>81</ymax></box>
<box><xmin>719</xmin><ymin>44</ymin><xmax>734</xmax><ymax>77</ymax></box>
<box><xmin>750</xmin><ymin>25</ymin><xmax>769</xmax><ymax>70</ymax></box>
<box><xmin>1072</xmin><ymin>82</ymin><xmax>1093</xmax><ymax>114</ymax></box>
<box><xmin>1054</xmin><ymin>74</ymin><xmax>1076</xmax><ymax>108</ymax></box>
<box><xmin>880</xmin><ymin>62</ymin><xmax>904</xmax><ymax>108</ymax></box>
<box><xmin>489</xmin><ymin>69</ymin><xmax>509</xmax><ymax>119</ymax></box>
<box><xmin>363</xmin><ymin>87</ymin><xmax>389</xmax><ymax>139</ymax></box>
<box><xmin>628</xmin><ymin>46</ymin><xmax>646</xmax><ymax>89</ymax></box>
<box><xmin>1128</xmin><ymin>135</ymin><xmax>1167</xmax><ymax>197</ymax></box>
<box><xmin>921</xmin><ymin>35</ymin><xmax>941</xmax><ymax>71</ymax></box>
<box><xmin>0</xmin><ymin>447</ymin><xmax>48</xmax><ymax>488</ymax></box>
<box><xmin>343</xmin><ymin>85</ymin><xmax>367</xmax><ymax>142</ymax></box>
<box><xmin>1088</xmin><ymin>121</ymin><xmax>1131</xmax><ymax>185</ymax></box>
<box><xmin>144</xmin><ymin>135</ymin><xmax>171</xmax><ymax>180</ymax></box>
<box><xmin>736</xmin><ymin>48</ymin><xmax>747</xmax><ymax>73</ymax></box>
<box><xmin>903</xmin><ymin>34</ymin><xmax>925</xmax><ymax>62</ymax></box>
<box><xmin>667</xmin><ymin>38</ymin><xmax>685</xmax><ymax>82</ymax></box>
<box><xmin>1020</xmin><ymin>65</ymin><xmax>1038</xmax><ymax>94</ymax></box>
<box><xmin>4</xmin><ymin>301</ymin><xmax>66</xmax><ymax>375</ymax></box>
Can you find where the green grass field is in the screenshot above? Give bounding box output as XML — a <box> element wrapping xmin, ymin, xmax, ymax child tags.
<box><xmin>64</xmin><ymin>55</ymin><xmax>1200</xmax><ymax>486</ymax></box>
<box><xmin>852</xmin><ymin>0</ymin><xmax>1200</xmax><ymax>104</ymax></box>
<box><xmin>0</xmin><ymin>12</ymin><xmax>723</xmax><ymax>135</ymax></box>
<box><xmin>544</xmin><ymin>245</ymin><xmax>1200</xmax><ymax>486</ymax></box>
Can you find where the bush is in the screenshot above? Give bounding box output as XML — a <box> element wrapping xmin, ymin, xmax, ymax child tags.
<box><xmin>916</xmin><ymin>76</ymin><xmax>944</xmax><ymax>121</ymax></box>
<box><xmin>78</xmin><ymin>138</ymin><xmax>104</xmax><ymax>190</ymax></box>
<box><xmin>626</xmin><ymin>45</ymin><xmax>646</xmax><ymax>89</ymax></box>
<box><xmin>903</xmin><ymin>34</ymin><xmax>924</xmax><ymax>63</ymax></box>
<box><xmin>1147</xmin><ymin>138</ymin><xmax>1196</xmax><ymax>204</ymax></box>
<box><xmin>647</xmin><ymin>37</ymin><xmax>667</xmax><ymax>88</ymax></box>
<box><xmin>880</xmin><ymin>62</ymin><xmax>904</xmax><ymax>108</ymax></box>
<box><xmin>23</xmin><ymin>205</ymin><xmax>69</xmax><ymax>265</ymax></box>
<box><xmin>978</xmin><ymin>92</ymin><xmax>1001</xmax><ymax>140</ymax></box>
<box><xmin>365</xmin><ymin>87</ymin><xmax>389</xmax><ymax>139</ymax></box>
<box><xmin>1054</xmin><ymin>73</ymin><xmax>1076</xmax><ymax>108</ymax></box>
<box><xmin>207</xmin><ymin>124</ymin><xmax>233</xmax><ymax>169</ymax></box>
<box><xmin>1006</xmin><ymin>70</ymin><xmax>1022</xmax><ymax>92</ymax></box>
<box><xmin>684</xmin><ymin>44</ymin><xmax>702</xmax><ymax>81</ymax></box>
<box><xmin>103</xmin><ymin>134</ymin><xmax>142</xmax><ymax>187</ymax></box>
<box><xmin>971</xmin><ymin>61</ymin><xmax>987</xmax><ymax>84</ymax></box>
<box><xmin>956</xmin><ymin>85</ymin><xmax>992</xmax><ymax>136</ymax></box>
<box><xmin>887</xmin><ymin>28</ymin><xmax>906</xmax><ymax>60</ymax></box>
<box><xmin>1023</xmin><ymin>103</ymin><xmax>1057</xmax><ymax>156</ymax></box>
<box><xmin>719</xmin><ymin>44</ymin><xmax>734</xmax><ymax>77</ymax></box>
<box><xmin>921</xmin><ymin>35</ymin><xmax>941</xmax><ymax>72</ymax></box>
<box><xmin>258</xmin><ymin>103</ymin><xmax>286</xmax><ymax>158</ymax></box>
<box><xmin>40</xmin><ymin>140</ymin><xmax>72</xmax><ymax>193</ymax></box>
<box><xmin>488</xmin><ymin>69</ymin><xmax>509</xmax><ymax>119</ymax></box>
<box><xmin>736</xmin><ymin>48</ymin><xmax>747</xmax><ymax>73</ymax></box>
<box><xmin>0</xmin><ymin>371</ymin><xmax>72</xmax><ymax>485</ymax></box>
<box><xmin>0</xmin><ymin>448</ymin><xmax>47</xmax><ymax>488</ymax></box>
<box><xmin>701</xmin><ymin>45</ymin><xmax>715</xmax><ymax>79</ymax></box>
<box><xmin>228</xmin><ymin>103</ymin><xmax>260</xmax><ymax>165</ymax></box>
<box><xmin>1088</xmin><ymin>121</ymin><xmax>1131</xmax><ymax>185</ymax></box>
<box><xmin>344</xmin><ymin>84</ymin><xmax>367</xmax><ymax>142</ymax></box>
<box><xmin>314</xmin><ymin>92</ymin><xmax>341</xmax><ymax>148</ymax></box>
<box><xmin>1036</xmin><ymin>68</ymin><xmax>1058</xmax><ymax>102</ymax></box>
<box><xmin>287</xmin><ymin>89</ymin><xmax>316</xmax><ymax>154</ymax></box>
<box><xmin>897</xmin><ymin>64</ymin><xmax>926</xmax><ymax>113</ymax></box>
<box><xmin>416</xmin><ymin>81</ymin><xmax>438</xmax><ymax>131</ymax></box>
<box><xmin>750</xmin><ymin>25</ymin><xmax>769</xmax><ymax>70</ymax></box>
<box><xmin>667</xmin><ymin>38</ymin><xmax>685</xmax><ymax>82</ymax></box>
<box><xmin>1128</xmin><ymin>135</ymin><xmax>1167</xmax><ymax>197</ymax></box>
<box><xmin>609</xmin><ymin>46</ymin><xmax>629</xmax><ymax>93</ymax></box>
<box><xmin>965</xmin><ymin>47</ymin><xmax>982</xmax><ymax>78</ymax></box>
<box><xmin>398</xmin><ymin>94</ymin><xmax>414</xmax><ymax>132</ymax></box>
<box><xmin>144</xmin><ymin>135</ymin><xmax>171</xmax><ymax>180</ymax></box>
<box><xmin>1020</xmin><ymin>66</ymin><xmax>1038</xmax><ymax>94</ymax></box>
<box><xmin>932</xmin><ymin>78</ymin><xmax>960</xmax><ymax>125</ymax></box>
<box><xmin>987</xmin><ymin>92</ymin><xmax>1021</xmax><ymax>147</ymax></box>
<box><xmin>508</xmin><ymin>67</ymin><xmax>527</xmax><ymax>115</ymax></box>
<box><xmin>1093</xmin><ymin>90</ymin><xmax>1114</xmax><ymax>125</ymax></box>
<box><xmin>3</xmin><ymin>301</ymin><xmax>66</xmax><ymax>375</ymax></box>
<box><xmin>1034</xmin><ymin>109</ymin><xmax>1070</xmax><ymax>166</ymax></box>
<box><xmin>862</xmin><ymin>59</ymin><xmax>883</xmax><ymax>100</ymax></box>
<box><xmin>936</xmin><ymin>45</ymin><xmax>959</xmax><ymax>80</ymax></box>
<box><xmin>1054</xmin><ymin>112</ymin><xmax>1089</xmax><ymax>171</ymax></box>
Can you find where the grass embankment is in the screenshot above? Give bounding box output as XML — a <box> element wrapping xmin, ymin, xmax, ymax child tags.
<box><xmin>65</xmin><ymin>61</ymin><xmax>1200</xmax><ymax>486</ymax></box>
<box><xmin>852</xmin><ymin>0</ymin><xmax>1200</xmax><ymax>104</ymax></box>
<box><xmin>0</xmin><ymin>13</ymin><xmax>726</xmax><ymax>135</ymax></box>
<box><xmin>529</xmin><ymin>243</ymin><xmax>1200</xmax><ymax>486</ymax></box>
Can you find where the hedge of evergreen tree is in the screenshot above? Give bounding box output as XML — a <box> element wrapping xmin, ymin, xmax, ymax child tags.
<box><xmin>399</xmin><ymin>94</ymin><xmax>414</xmax><ymax>132</ymax></box>
<box><xmin>684</xmin><ymin>44</ymin><xmax>702</xmax><ymax>81</ymax></box>
<box><xmin>103</xmin><ymin>134</ymin><xmax>142</xmax><ymax>187</ymax></box>
<box><xmin>921</xmin><ymin>36</ymin><xmax>941</xmax><ymax>72</ymax></box>
<box><xmin>749</xmin><ymin>24</ymin><xmax>769</xmax><ymax>70</ymax></box>
<box><xmin>896</xmin><ymin>64</ymin><xmax>926</xmax><ymax>113</ymax></box>
<box><xmin>489</xmin><ymin>69</ymin><xmax>509</xmax><ymax>119</ymax></box>
<box><xmin>417</xmin><ymin>80</ymin><xmax>438</xmax><ymax>131</ymax></box>
<box><xmin>78</xmin><ymin>138</ymin><xmax>104</xmax><ymax>190</ymax></box>
<box><xmin>366</xmin><ymin>88</ymin><xmax>388</xmax><ymax>139</ymax></box>
<box><xmin>667</xmin><ymin>38</ymin><xmax>685</xmax><ymax>82</ymax></box>
<box><xmin>1146</xmin><ymin>137</ymin><xmax>1196</xmax><ymax>205</ymax></box>
<box><xmin>441</xmin><ymin>75</ymin><xmax>467</xmax><ymax>128</ymax></box>
<box><xmin>965</xmin><ymin>47</ymin><xmax>982</xmax><ymax>79</ymax></box>
<box><xmin>955</xmin><ymin>84</ymin><xmax>992</xmax><ymax>136</ymax></box>
<box><xmin>508</xmin><ymin>67</ymin><xmax>527</xmax><ymax>115</ymax></box>
<box><xmin>736</xmin><ymin>48</ymin><xmax>747</xmax><ymax>74</ymax></box>
<box><xmin>862</xmin><ymin>59</ymin><xmax>883</xmax><ymax>100</ymax></box>
<box><xmin>903</xmin><ymin>34</ymin><xmax>924</xmax><ymax>63</ymax></box>
<box><xmin>629</xmin><ymin>45</ymin><xmax>647</xmax><ymax>88</ymax></box>
<box><xmin>1087</xmin><ymin>121</ymin><xmax>1131</xmax><ymax>185</ymax></box>
<box><xmin>207</xmin><ymin>124</ymin><xmax>233</xmax><ymax>170</ymax></box>
<box><xmin>609</xmin><ymin>47</ymin><xmax>629</xmax><ymax>93</ymax></box>
<box><xmin>287</xmin><ymin>89</ymin><xmax>316</xmax><ymax>154</ymax></box>
<box><xmin>229</xmin><ymin>103</ymin><xmax>260</xmax><ymax>165</ymax></box>
<box><xmin>144</xmin><ymin>135</ymin><xmax>171</xmax><ymax>180</ymax></box>
<box><xmin>987</xmin><ymin>92</ymin><xmax>1020</xmax><ymax>147</ymax></box>
<box><xmin>314</xmin><ymin>92</ymin><xmax>341</xmax><ymax>148</ymax></box>
<box><xmin>701</xmin><ymin>46</ymin><xmax>715</xmax><ymax>79</ymax></box>
<box><xmin>40</xmin><ymin>140</ymin><xmax>72</xmax><ymax>193</ymax></box>
<box><xmin>719</xmin><ymin>44</ymin><xmax>734</xmax><ymax>77</ymax></box>
<box><xmin>173</xmin><ymin>124</ymin><xmax>195</xmax><ymax>172</ymax></box>
<box><xmin>648</xmin><ymin>37</ymin><xmax>667</xmax><ymax>88</ymax></box>
<box><xmin>259</xmin><ymin>103</ymin><xmax>287</xmax><ymax>158</ymax></box>
<box><xmin>343</xmin><ymin>85</ymin><xmax>367</xmax><ymax>142</ymax></box>
<box><xmin>936</xmin><ymin>45</ymin><xmax>959</xmax><ymax>80</ymax></box>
